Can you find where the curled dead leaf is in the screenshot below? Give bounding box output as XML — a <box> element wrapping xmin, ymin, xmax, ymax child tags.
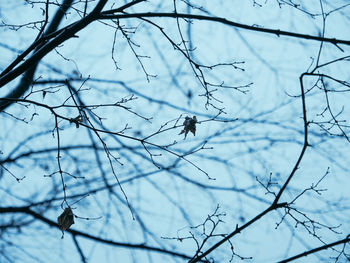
<box><xmin>69</xmin><ymin>115</ymin><xmax>83</xmax><ymax>128</ymax></box>
<box><xmin>179</xmin><ymin>116</ymin><xmax>197</xmax><ymax>139</ymax></box>
<box><xmin>57</xmin><ymin>207</ymin><xmax>74</xmax><ymax>237</ymax></box>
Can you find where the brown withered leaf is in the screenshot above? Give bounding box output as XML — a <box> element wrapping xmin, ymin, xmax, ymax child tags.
<box><xmin>179</xmin><ymin>116</ymin><xmax>197</xmax><ymax>139</ymax></box>
<box><xmin>69</xmin><ymin>115</ymin><xmax>83</xmax><ymax>128</ymax></box>
<box><xmin>57</xmin><ymin>207</ymin><xmax>74</xmax><ymax>236</ymax></box>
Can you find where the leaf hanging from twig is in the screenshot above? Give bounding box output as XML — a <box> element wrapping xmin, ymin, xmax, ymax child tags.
<box><xmin>69</xmin><ymin>115</ymin><xmax>83</xmax><ymax>128</ymax></box>
<box><xmin>179</xmin><ymin>116</ymin><xmax>197</xmax><ymax>139</ymax></box>
<box><xmin>57</xmin><ymin>207</ymin><xmax>74</xmax><ymax>237</ymax></box>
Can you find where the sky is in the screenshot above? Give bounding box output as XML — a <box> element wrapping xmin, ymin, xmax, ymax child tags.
<box><xmin>0</xmin><ymin>0</ymin><xmax>350</xmax><ymax>262</ymax></box>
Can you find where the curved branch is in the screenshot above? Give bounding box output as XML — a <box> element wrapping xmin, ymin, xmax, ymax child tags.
<box><xmin>0</xmin><ymin>206</ymin><xmax>198</xmax><ymax>261</ymax></box>
<box><xmin>273</xmin><ymin>73</ymin><xmax>309</xmax><ymax>204</ymax></box>
<box><xmin>0</xmin><ymin>0</ymin><xmax>74</xmax><ymax>78</ymax></box>
<box><xmin>0</xmin><ymin>0</ymin><xmax>74</xmax><ymax>112</ymax></box>
<box><xmin>278</xmin><ymin>235</ymin><xmax>350</xmax><ymax>263</ymax></box>
<box><xmin>0</xmin><ymin>0</ymin><xmax>108</xmax><ymax>111</ymax></box>
<box><xmin>99</xmin><ymin>12</ymin><xmax>350</xmax><ymax>46</ymax></box>
<box><xmin>2</xmin><ymin>7</ymin><xmax>348</xmax><ymax>111</ymax></box>
<box><xmin>188</xmin><ymin>69</ymin><xmax>310</xmax><ymax>262</ymax></box>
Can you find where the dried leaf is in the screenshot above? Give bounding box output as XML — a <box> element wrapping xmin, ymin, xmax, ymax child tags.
<box><xmin>57</xmin><ymin>207</ymin><xmax>74</xmax><ymax>233</ymax></box>
<box><xmin>179</xmin><ymin>116</ymin><xmax>197</xmax><ymax>139</ymax></box>
<box><xmin>69</xmin><ymin>115</ymin><xmax>83</xmax><ymax>128</ymax></box>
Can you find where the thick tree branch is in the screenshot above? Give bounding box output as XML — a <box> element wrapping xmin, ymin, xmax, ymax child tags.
<box><xmin>188</xmin><ymin>70</ymin><xmax>310</xmax><ymax>262</ymax></box>
<box><xmin>0</xmin><ymin>0</ymin><xmax>108</xmax><ymax>111</ymax></box>
<box><xmin>0</xmin><ymin>0</ymin><xmax>74</xmax><ymax>78</ymax></box>
<box><xmin>0</xmin><ymin>0</ymin><xmax>74</xmax><ymax>111</ymax></box>
<box><xmin>188</xmin><ymin>202</ymin><xmax>287</xmax><ymax>263</ymax></box>
<box><xmin>272</xmin><ymin>73</ymin><xmax>309</xmax><ymax>204</ymax></box>
<box><xmin>0</xmin><ymin>206</ymin><xmax>198</xmax><ymax>261</ymax></box>
<box><xmin>278</xmin><ymin>235</ymin><xmax>350</xmax><ymax>263</ymax></box>
<box><xmin>2</xmin><ymin>7</ymin><xmax>349</xmax><ymax>112</ymax></box>
<box><xmin>99</xmin><ymin>12</ymin><xmax>350</xmax><ymax>46</ymax></box>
